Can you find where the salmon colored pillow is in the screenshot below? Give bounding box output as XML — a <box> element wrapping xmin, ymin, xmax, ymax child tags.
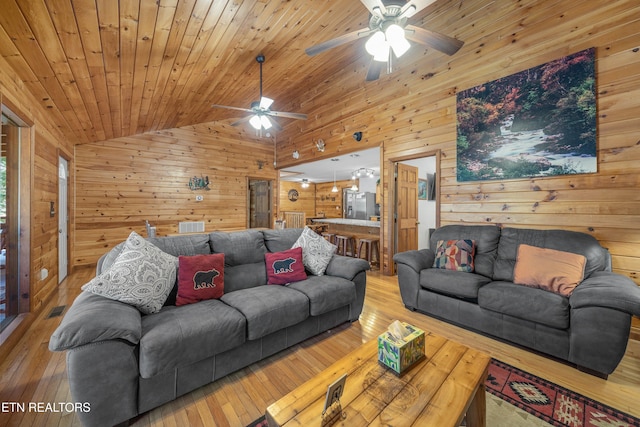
<box><xmin>176</xmin><ymin>254</ymin><xmax>225</xmax><ymax>305</ymax></box>
<box><xmin>513</xmin><ymin>244</ymin><xmax>586</xmax><ymax>296</ymax></box>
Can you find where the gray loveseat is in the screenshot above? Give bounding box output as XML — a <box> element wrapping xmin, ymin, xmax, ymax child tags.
<box><xmin>50</xmin><ymin>228</ymin><xmax>369</xmax><ymax>427</ymax></box>
<box><xmin>393</xmin><ymin>224</ymin><xmax>640</xmax><ymax>378</ymax></box>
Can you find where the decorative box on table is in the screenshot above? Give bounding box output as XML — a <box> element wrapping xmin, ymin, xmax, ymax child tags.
<box><xmin>377</xmin><ymin>322</ymin><xmax>425</xmax><ymax>375</ymax></box>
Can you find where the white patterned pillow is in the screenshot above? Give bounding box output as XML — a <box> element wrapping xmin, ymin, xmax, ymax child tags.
<box><xmin>82</xmin><ymin>231</ymin><xmax>178</xmax><ymax>314</ymax></box>
<box><xmin>292</xmin><ymin>226</ymin><xmax>337</xmax><ymax>276</ymax></box>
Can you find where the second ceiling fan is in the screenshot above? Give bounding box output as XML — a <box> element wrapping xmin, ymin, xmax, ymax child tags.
<box><xmin>306</xmin><ymin>0</ymin><xmax>464</xmax><ymax>81</ymax></box>
<box><xmin>211</xmin><ymin>55</ymin><xmax>307</xmax><ymax>132</ymax></box>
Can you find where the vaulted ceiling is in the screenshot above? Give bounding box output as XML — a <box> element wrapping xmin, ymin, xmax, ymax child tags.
<box><xmin>0</xmin><ymin>0</ymin><xmax>466</xmax><ymax>145</ymax></box>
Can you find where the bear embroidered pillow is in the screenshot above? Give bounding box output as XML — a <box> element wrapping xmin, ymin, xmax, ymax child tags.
<box><xmin>265</xmin><ymin>247</ymin><xmax>307</xmax><ymax>285</ymax></box>
<box><xmin>176</xmin><ymin>253</ymin><xmax>225</xmax><ymax>306</ymax></box>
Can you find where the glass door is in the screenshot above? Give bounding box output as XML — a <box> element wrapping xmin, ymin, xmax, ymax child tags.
<box><xmin>0</xmin><ymin>113</ymin><xmax>19</xmax><ymax>331</ymax></box>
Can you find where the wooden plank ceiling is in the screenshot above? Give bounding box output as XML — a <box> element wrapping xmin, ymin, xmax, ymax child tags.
<box><xmin>0</xmin><ymin>0</ymin><xmax>455</xmax><ymax>145</ymax></box>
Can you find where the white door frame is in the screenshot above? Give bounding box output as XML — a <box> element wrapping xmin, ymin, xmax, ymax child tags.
<box><xmin>58</xmin><ymin>156</ymin><xmax>68</xmax><ymax>283</ymax></box>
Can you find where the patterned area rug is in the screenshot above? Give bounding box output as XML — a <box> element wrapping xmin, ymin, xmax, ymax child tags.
<box><xmin>247</xmin><ymin>359</ymin><xmax>640</xmax><ymax>427</ymax></box>
<box><xmin>487</xmin><ymin>359</ymin><xmax>640</xmax><ymax>427</ymax></box>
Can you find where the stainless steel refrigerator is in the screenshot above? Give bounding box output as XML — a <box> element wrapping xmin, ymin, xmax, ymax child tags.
<box><xmin>343</xmin><ymin>190</ymin><xmax>377</xmax><ymax>220</ymax></box>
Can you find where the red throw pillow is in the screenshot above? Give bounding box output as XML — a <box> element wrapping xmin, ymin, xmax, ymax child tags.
<box><xmin>176</xmin><ymin>254</ymin><xmax>225</xmax><ymax>306</ymax></box>
<box><xmin>265</xmin><ymin>247</ymin><xmax>307</xmax><ymax>285</ymax></box>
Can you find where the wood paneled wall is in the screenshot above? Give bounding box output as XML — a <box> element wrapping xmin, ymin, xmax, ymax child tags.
<box><xmin>74</xmin><ymin>124</ymin><xmax>277</xmax><ymax>267</ymax></box>
<box><xmin>278</xmin><ymin>181</ymin><xmax>316</xmax><ymax>219</ymax></box>
<box><xmin>277</xmin><ymin>179</ymin><xmax>355</xmax><ymax>220</ymax></box>
<box><xmin>0</xmin><ymin>54</ymin><xmax>74</xmax><ymax>316</ymax></box>
<box><xmin>315</xmin><ymin>180</ymin><xmax>353</xmax><ymax>218</ymax></box>
<box><xmin>274</xmin><ymin>0</ymin><xmax>640</xmax><ymax>282</ymax></box>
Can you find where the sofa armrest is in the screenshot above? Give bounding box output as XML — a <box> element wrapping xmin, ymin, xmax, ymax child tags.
<box><xmin>570</xmin><ymin>271</ymin><xmax>640</xmax><ymax>316</ymax></box>
<box><xmin>393</xmin><ymin>249</ymin><xmax>435</xmax><ymax>273</ymax></box>
<box><xmin>325</xmin><ymin>254</ymin><xmax>370</xmax><ymax>280</ymax></box>
<box><xmin>49</xmin><ymin>291</ymin><xmax>142</xmax><ymax>351</ymax></box>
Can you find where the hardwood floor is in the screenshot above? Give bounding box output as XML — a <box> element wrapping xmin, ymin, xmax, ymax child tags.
<box><xmin>1</xmin><ymin>267</ymin><xmax>639</xmax><ymax>427</ymax></box>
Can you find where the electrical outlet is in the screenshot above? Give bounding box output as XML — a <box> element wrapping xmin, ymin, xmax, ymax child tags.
<box><xmin>196</xmin><ymin>195</ymin><xmax>204</xmax><ymax>202</ymax></box>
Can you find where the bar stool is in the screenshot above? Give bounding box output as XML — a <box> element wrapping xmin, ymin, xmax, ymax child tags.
<box><xmin>335</xmin><ymin>235</ymin><xmax>356</xmax><ymax>257</ymax></box>
<box><xmin>322</xmin><ymin>232</ymin><xmax>335</xmax><ymax>245</ymax></box>
<box><xmin>358</xmin><ymin>238</ymin><xmax>380</xmax><ymax>268</ymax></box>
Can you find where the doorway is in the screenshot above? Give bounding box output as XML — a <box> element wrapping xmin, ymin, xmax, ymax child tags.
<box><xmin>387</xmin><ymin>150</ymin><xmax>440</xmax><ymax>275</ymax></box>
<box><xmin>248</xmin><ymin>179</ymin><xmax>272</xmax><ymax>229</ymax></box>
<box><xmin>58</xmin><ymin>157</ymin><xmax>69</xmax><ymax>283</ymax></box>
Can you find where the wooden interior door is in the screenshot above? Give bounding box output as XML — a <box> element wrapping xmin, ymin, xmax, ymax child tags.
<box><xmin>249</xmin><ymin>180</ymin><xmax>271</xmax><ymax>229</ymax></box>
<box><xmin>396</xmin><ymin>163</ymin><xmax>419</xmax><ymax>253</ymax></box>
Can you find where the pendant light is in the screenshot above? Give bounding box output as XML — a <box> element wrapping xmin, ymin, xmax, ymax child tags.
<box><xmin>332</xmin><ymin>170</ymin><xmax>338</xmax><ymax>193</ymax></box>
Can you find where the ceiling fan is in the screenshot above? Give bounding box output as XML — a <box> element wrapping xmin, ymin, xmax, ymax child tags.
<box><xmin>211</xmin><ymin>55</ymin><xmax>307</xmax><ymax>131</ymax></box>
<box><xmin>305</xmin><ymin>0</ymin><xmax>464</xmax><ymax>81</ymax></box>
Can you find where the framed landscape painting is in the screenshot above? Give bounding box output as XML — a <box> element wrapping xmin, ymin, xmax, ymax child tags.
<box><xmin>456</xmin><ymin>48</ymin><xmax>597</xmax><ymax>182</ymax></box>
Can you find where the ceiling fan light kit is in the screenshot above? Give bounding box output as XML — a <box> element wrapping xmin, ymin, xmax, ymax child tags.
<box><xmin>211</xmin><ymin>55</ymin><xmax>307</xmax><ymax>131</ymax></box>
<box><xmin>305</xmin><ymin>0</ymin><xmax>464</xmax><ymax>81</ymax></box>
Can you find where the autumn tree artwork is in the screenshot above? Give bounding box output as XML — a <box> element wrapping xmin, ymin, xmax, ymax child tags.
<box><xmin>456</xmin><ymin>48</ymin><xmax>597</xmax><ymax>182</ymax></box>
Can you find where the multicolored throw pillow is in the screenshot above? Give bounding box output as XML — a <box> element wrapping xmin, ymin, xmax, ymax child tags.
<box><xmin>265</xmin><ymin>247</ymin><xmax>307</xmax><ymax>285</ymax></box>
<box><xmin>433</xmin><ymin>239</ymin><xmax>476</xmax><ymax>272</ymax></box>
<box><xmin>176</xmin><ymin>254</ymin><xmax>225</xmax><ymax>306</ymax></box>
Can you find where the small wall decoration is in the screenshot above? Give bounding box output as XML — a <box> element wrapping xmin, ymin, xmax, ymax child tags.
<box><xmin>418</xmin><ymin>179</ymin><xmax>428</xmax><ymax>200</ymax></box>
<box><xmin>456</xmin><ymin>47</ymin><xmax>596</xmax><ymax>182</ymax></box>
<box><xmin>189</xmin><ymin>175</ymin><xmax>210</xmax><ymax>190</ymax></box>
<box><xmin>288</xmin><ymin>189</ymin><xmax>299</xmax><ymax>202</ymax></box>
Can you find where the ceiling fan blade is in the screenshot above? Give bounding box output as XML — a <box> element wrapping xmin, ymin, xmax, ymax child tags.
<box><xmin>230</xmin><ymin>116</ymin><xmax>253</xmax><ymax>127</ymax></box>
<box><xmin>400</xmin><ymin>0</ymin><xmax>437</xmax><ymax>18</ymax></box>
<box><xmin>305</xmin><ymin>28</ymin><xmax>374</xmax><ymax>56</ymax></box>
<box><xmin>211</xmin><ymin>104</ymin><xmax>254</xmax><ymax>114</ymax></box>
<box><xmin>267</xmin><ymin>111</ymin><xmax>308</xmax><ymax>120</ymax></box>
<box><xmin>359</xmin><ymin>0</ymin><xmax>386</xmax><ymax>16</ymax></box>
<box><xmin>270</xmin><ymin>118</ymin><xmax>283</xmax><ymax>132</ymax></box>
<box><xmin>405</xmin><ymin>25</ymin><xmax>464</xmax><ymax>56</ymax></box>
<box><xmin>366</xmin><ymin>60</ymin><xmax>383</xmax><ymax>81</ymax></box>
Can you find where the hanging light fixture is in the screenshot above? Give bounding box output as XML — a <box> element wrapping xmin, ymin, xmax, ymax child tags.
<box><xmin>332</xmin><ymin>170</ymin><xmax>339</xmax><ymax>193</ymax></box>
<box><xmin>365</xmin><ymin>25</ymin><xmax>410</xmax><ymax>63</ymax></box>
<box><xmin>301</xmin><ymin>178</ymin><xmax>310</xmax><ymax>189</ymax></box>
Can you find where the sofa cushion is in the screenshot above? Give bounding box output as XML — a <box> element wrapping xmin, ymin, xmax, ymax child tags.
<box><xmin>220</xmin><ymin>286</ymin><xmax>309</xmax><ymax>340</ymax></box>
<box><xmin>287</xmin><ymin>275</ymin><xmax>356</xmax><ymax>316</ymax></box>
<box><xmin>210</xmin><ymin>229</ymin><xmax>268</xmax><ymax>292</ymax></box>
<box><xmin>147</xmin><ymin>233</ymin><xmax>211</xmax><ymax>257</ymax></box>
<box><xmin>265</xmin><ymin>247</ymin><xmax>307</xmax><ymax>285</ymax></box>
<box><xmin>292</xmin><ymin>226</ymin><xmax>337</xmax><ymax>276</ymax></box>
<box><xmin>176</xmin><ymin>254</ymin><xmax>225</xmax><ymax>305</ymax></box>
<box><xmin>478</xmin><ymin>281</ymin><xmax>570</xmax><ymax>330</ymax></box>
<box><xmin>493</xmin><ymin>227</ymin><xmax>608</xmax><ymax>282</ymax></box>
<box><xmin>420</xmin><ymin>269</ymin><xmax>491</xmax><ymax>299</ymax></box>
<box><xmin>433</xmin><ymin>239</ymin><xmax>476</xmax><ymax>272</ymax></box>
<box><xmin>429</xmin><ymin>225</ymin><xmax>500</xmax><ymax>278</ymax></box>
<box><xmin>209</xmin><ymin>229</ymin><xmax>267</xmax><ymax>266</ymax></box>
<box><xmin>139</xmin><ymin>299</ymin><xmax>246</xmax><ymax>378</ymax></box>
<box><xmin>82</xmin><ymin>231</ymin><xmax>177</xmax><ymax>315</ymax></box>
<box><xmin>513</xmin><ymin>244</ymin><xmax>586</xmax><ymax>296</ymax></box>
<box><xmin>262</xmin><ymin>228</ymin><xmax>303</xmax><ymax>252</ymax></box>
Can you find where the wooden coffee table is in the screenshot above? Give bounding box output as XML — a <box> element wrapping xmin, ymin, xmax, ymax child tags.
<box><xmin>265</xmin><ymin>332</ymin><xmax>490</xmax><ymax>427</ymax></box>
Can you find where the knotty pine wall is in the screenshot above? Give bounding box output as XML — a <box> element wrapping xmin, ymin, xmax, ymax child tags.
<box><xmin>274</xmin><ymin>0</ymin><xmax>640</xmax><ymax>282</ymax></box>
<box><xmin>0</xmin><ymin>54</ymin><xmax>75</xmax><ymax>317</ymax></box>
<box><xmin>74</xmin><ymin>125</ymin><xmax>277</xmax><ymax>267</ymax></box>
<box><xmin>277</xmin><ymin>179</ymin><xmax>355</xmax><ymax>220</ymax></box>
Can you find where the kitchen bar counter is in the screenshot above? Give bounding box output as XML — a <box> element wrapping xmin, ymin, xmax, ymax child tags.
<box><xmin>311</xmin><ymin>218</ymin><xmax>380</xmax><ymax>228</ymax></box>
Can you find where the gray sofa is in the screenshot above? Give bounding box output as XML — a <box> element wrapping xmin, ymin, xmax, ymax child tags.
<box><xmin>393</xmin><ymin>224</ymin><xmax>640</xmax><ymax>378</ymax></box>
<box><xmin>50</xmin><ymin>228</ymin><xmax>369</xmax><ymax>427</ymax></box>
